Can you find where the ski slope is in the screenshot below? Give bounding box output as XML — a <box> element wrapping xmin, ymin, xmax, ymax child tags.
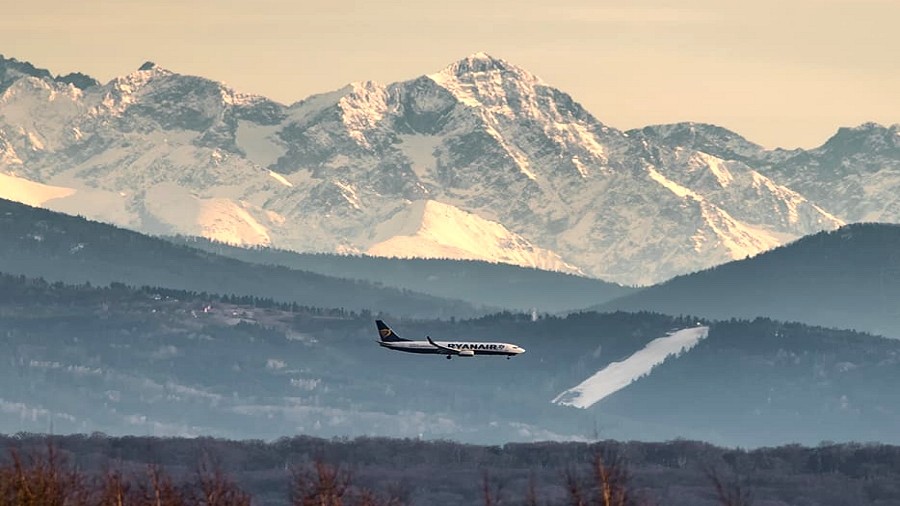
<box><xmin>553</xmin><ymin>326</ymin><xmax>709</xmax><ymax>408</ymax></box>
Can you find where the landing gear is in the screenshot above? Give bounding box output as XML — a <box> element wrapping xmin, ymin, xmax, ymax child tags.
<box><xmin>507</xmin><ymin>356</ymin><xmax>511</xmax><ymax>360</ymax></box>
<box><xmin>446</xmin><ymin>355</ymin><xmax>452</xmax><ymax>360</ymax></box>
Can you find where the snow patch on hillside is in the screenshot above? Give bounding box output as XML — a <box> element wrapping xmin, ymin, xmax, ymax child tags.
<box><xmin>648</xmin><ymin>167</ymin><xmax>783</xmax><ymax>259</ymax></box>
<box><xmin>398</xmin><ymin>134</ymin><xmax>442</xmax><ymax>182</ymax></box>
<box><xmin>694</xmin><ymin>152</ymin><xmax>734</xmax><ymax>187</ymax></box>
<box><xmin>697</xmin><ymin>203</ymin><xmax>783</xmax><ymax>259</ymax></box>
<box><xmin>648</xmin><ymin>166</ymin><xmax>693</xmax><ymax>199</ymax></box>
<box><xmin>40</xmin><ymin>182</ymin><xmax>134</xmax><ymax>229</ymax></box>
<box><xmin>553</xmin><ymin>326</ymin><xmax>710</xmax><ymax>409</ymax></box>
<box><xmin>235</xmin><ymin>120</ymin><xmax>286</xmax><ymax>168</ymax></box>
<box><xmin>333</xmin><ymin>181</ymin><xmax>362</xmax><ymax>210</ymax></box>
<box><xmin>339</xmin><ymin>81</ymin><xmax>389</xmax><ymax>149</ymax></box>
<box><xmin>268</xmin><ymin>171</ymin><xmax>293</xmax><ymax>188</ymax></box>
<box><xmin>367</xmin><ymin>200</ymin><xmax>580</xmax><ymax>274</ymax></box>
<box><xmin>0</xmin><ymin>172</ymin><xmax>76</xmax><ymax>206</ymax></box>
<box><xmin>143</xmin><ymin>183</ymin><xmax>272</xmax><ymax>246</ymax></box>
<box><xmin>561</xmin><ymin>122</ymin><xmax>608</xmax><ymax>165</ymax></box>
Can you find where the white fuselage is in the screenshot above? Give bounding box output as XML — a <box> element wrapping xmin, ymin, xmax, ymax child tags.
<box><xmin>380</xmin><ymin>340</ymin><xmax>525</xmax><ymax>357</ymax></box>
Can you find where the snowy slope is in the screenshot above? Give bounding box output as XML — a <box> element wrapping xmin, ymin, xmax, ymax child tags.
<box><xmin>1</xmin><ymin>54</ymin><xmax>887</xmax><ymax>284</ymax></box>
<box><xmin>553</xmin><ymin>326</ymin><xmax>710</xmax><ymax>408</ymax></box>
<box><xmin>367</xmin><ymin>200</ymin><xmax>581</xmax><ymax>273</ymax></box>
<box><xmin>0</xmin><ymin>172</ymin><xmax>75</xmax><ymax>206</ymax></box>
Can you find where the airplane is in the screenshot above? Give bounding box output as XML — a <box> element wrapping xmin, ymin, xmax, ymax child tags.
<box><xmin>376</xmin><ymin>320</ymin><xmax>526</xmax><ymax>360</ymax></box>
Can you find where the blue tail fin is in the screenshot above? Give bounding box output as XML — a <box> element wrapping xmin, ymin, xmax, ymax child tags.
<box><xmin>376</xmin><ymin>320</ymin><xmax>409</xmax><ymax>342</ymax></box>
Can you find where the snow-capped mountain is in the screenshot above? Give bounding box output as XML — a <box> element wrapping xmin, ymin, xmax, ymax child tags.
<box><xmin>633</xmin><ymin>122</ymin><xmax>900</xmax><ymax>226</ymax></box>
<box><xmin>0</xmin><ymin>53</ymin><xmax>893</xmax><ymax>284</ymax></box>
<box><xmin>760</xmin><ymin>123</ymin><xmax>900</xmax><ymax>222</ymax></box>
<box><xmin>0</xmin><ymin>54</ymin><xmax>97</xmax><ymax>94</ymax></box>
<box><xmin>366</xmin><ymin>199</ymin><xmax>579</xmax><ymax>273</ymax></box>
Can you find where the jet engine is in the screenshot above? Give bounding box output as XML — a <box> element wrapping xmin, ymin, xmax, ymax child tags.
<box><xmin>458</xmin><ymin>350</ymin><xmax>475</xmax><ymax>357</ymax></box>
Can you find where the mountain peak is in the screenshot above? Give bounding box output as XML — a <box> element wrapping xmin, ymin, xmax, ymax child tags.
<box><xmin>820</xmin><ymin>122</ymin><xmax>899</xmax><ymax>154</ymax></box>
<box><xmin>427</xmin><ymin>52</ymin><xmax>544</xmax><ymax>97</ymax></box>
<box><xmin>438</xmin><ymin>52</ymin><xmax>526</xmax><ymax>78</ymax></box>
<box><xmin>0</xmin><ymin>55</ymin><xmax>54</xmax><ymax>93</ymax></box>
<box><xmin>831</xmin><ymin>122</ymin><xmax>892</xmax><ymax>137</ymax></box>
<box><xmin>0</xmin><ymin>54</ymin><xmax>100</xmax><ymax>95</ymax></box>
<box><xmin>125</xmin><ymin>60</ymin><xmax>174</xmax><ymax>80</ymax></box>
<box><xmin>628</xmin><ymin>122</ymin><xmax>765</xmax><ymax>161</ymax></box>
<box><xmin>633</xmin><ymin>122</ymin><xmax>748</xmax><ymax>140</ymax></box>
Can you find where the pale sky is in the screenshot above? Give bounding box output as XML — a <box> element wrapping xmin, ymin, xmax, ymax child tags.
<box><xmin>2</xmin><ymin>0</ymin><xmax>897</xmax><ymax>148</ymax></box>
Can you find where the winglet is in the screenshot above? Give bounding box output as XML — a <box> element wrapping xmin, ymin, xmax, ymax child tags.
<box><xmin>427</xmin><ymin>336</ymin><xmax>458</xmax><ymax>355</ymax></box>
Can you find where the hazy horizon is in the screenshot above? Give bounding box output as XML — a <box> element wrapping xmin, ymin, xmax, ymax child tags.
<box><xmin>2</xmin><ymin>0</ymin><xmax>897</xmax><ymax>149</ymax></box>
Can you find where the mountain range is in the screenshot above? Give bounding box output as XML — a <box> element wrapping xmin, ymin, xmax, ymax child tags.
<box><xmin>2</xmin><ymin>52</ymin><xmax>896</xmax><ymax>285</ymax></box>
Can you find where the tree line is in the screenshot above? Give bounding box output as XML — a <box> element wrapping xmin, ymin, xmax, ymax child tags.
<box><xmin>3</xmin><ymin>434</ymin><xmax>900</xmax><ymax>505</ymax></box>
<box><xmin>0</xmin><ymin>440</ymin><xmax>751</xmax><ymax>506</ymax></box>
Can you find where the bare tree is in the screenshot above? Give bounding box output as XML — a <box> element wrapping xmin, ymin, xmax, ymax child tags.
<box><xmin>291</xmin><ymin>460</ymin><xmax>352</xmax><ymax>506</ymax></box>
<box><xmin>0</xmin><ymin>443</ymin><xmax>89</xmax><ymax>506</ymax></box>
<box><xmin>523</xmin><ymin>474</ymin><xmax>540</xmax><ymax>506</ymax></box>
<box><xmin>290</xmin><ymin>460</ymin><xmax>408</xmax><ymax>506</ymax></box>
<box><xmin>706</xmin><ymin>467</ymin><xmax>753</xmax><ymax>506</ymax></box>
<box><xmin>591</xmin><ymin>452</ymin><xmax>633</xmax><ymax>506</ymax></box>
<box><xmin>563</xmin><ymin>450</ymin><xmax>638</xmax><ymax>506</ymax></box>
<box><xmin>563</xmin><ymin>465</ymin><xmax>588</xmax><ymax>506</ymax></box>
<box><xmin>95</xmin><ymin>469</ymin><xmax>130</xmax><ymax>506</ymax></box>
<box><xmin>134</xmin><ymin>464</ymin><xmax>186</xmax><ymax>506</ymax></box>
<box><xmin>482</xmin><ymin>468</ymin><xmax>510</xmax><ymax>506</ymax></box>
<box><xmin>193</xmin><ymin>458</ymin><xmax>252</xmax><ymax>506</ymax></box>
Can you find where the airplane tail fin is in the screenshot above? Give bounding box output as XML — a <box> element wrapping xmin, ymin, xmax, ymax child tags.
<box><xmin>376</xmin><ymin>320</ymin><xmax>410</xmax><ymax>342</ymax></box>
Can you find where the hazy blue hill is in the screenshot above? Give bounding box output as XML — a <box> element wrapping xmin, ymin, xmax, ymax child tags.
<box><xmin>594</xmin><ymin>223</ymin><xmax>900</xmax><ymax>337</ymax></box>
<box><xmin>3</xmin><ymin>271</ymin><xmax>900</xmax><ymax>447</ymax></box>
<box><xmin>171</xmin><ymin>237</ymin><xmax>635</xmax><ymax>312</ymax></box>
<box><xmin>0</xmin><ymin>198</ymin><xmax>480</xmax><ymax>318</ymax></box>
<box><xmin>595</xmin><ymin>318</ymin><xmax>900</xmax><ymax>446</ymax></box>
<box><xmin>0</xmin><ymin>272</ymin><xmax>682</xmax><ymax>443</ymax></box>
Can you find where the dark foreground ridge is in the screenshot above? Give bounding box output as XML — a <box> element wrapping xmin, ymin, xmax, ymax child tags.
<box><xmin>3</xmin><ymin>434</ymin><xmax>899</xmax><ymax>505</ymax></box>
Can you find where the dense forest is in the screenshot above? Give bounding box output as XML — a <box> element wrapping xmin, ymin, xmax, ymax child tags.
<box><xmin>3</xmin><ymin>434</ymin><xmax>900</xmax><ymax>505</ymax></box>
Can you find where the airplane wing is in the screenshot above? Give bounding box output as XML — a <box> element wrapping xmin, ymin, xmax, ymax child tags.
<box><xmin>426</xmin><ymin>336</ymin><xmax>458</xmax><ymax>355</ymax></box>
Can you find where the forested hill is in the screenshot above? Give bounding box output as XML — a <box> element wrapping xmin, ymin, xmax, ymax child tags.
<box><xmin>0</xmin><ymin>198</ymin><xmax>480</xmax><ymax>318</ymax></box>
<box><xmin>172</xmin><ymin>236</ymin><xmax>635</xmax><ymax>312</ymax></box>
<box><xmin>596</xmin><ymin>223</ymin><xmax>900</xmax><ymax>337</ymax></box>
<box><xmin>3</xmin><ymin>271</ymin><xmax>900</xmax><ymax>447</ymax></box>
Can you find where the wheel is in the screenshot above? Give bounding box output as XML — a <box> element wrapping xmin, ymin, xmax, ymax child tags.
<box><xmin>446</xmin><ymin>355</ymin><xmax>452</xmax><ymax>360</ymax></box>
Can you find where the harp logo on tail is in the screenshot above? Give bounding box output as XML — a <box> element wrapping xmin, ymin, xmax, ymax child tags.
<box><xmin>379</xmin><ymin>328</ymin><xmax>393</xmax><ymax>339</ymax></box>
